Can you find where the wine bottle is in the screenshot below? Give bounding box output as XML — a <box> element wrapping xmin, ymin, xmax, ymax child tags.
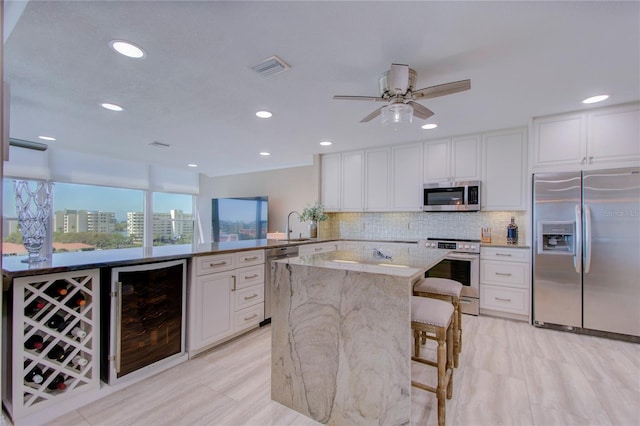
<box><xmin>507</xmin><ymin>216</ymin><xmax>519</xmax><ymax>244</ymax></box>
<box><xmin>24</xmin><ymin>299</ymin><xmax>46</xmax><ymax>317</ymax></box>
<box><xmin>46</xmin><ymin>313</ymin><xmax>67</xmax><ymax>331</ymax></box>
<box><xmin>44</xmin><ymin>280</ymin><xmax>68</xmax><ymax>300</ymax></box>
<box><xmin>46</xmin><ymin>344</ymin><xmax>68</xmax><ymax>361</ymax></box>
<box><xmin>24</xmin><ymin>362</ymin><xmax>44</xmax><ymax>384</ymax></box>
<box><xmin>46</xmin><ymin>374</ymin><xmax>67</xmax><ymax>391</ymax></box>
<box><xmin>69</xmin><ymin>326</ymin><xmax>87</xmax><ymax>339</ymax></box>
<box><xmin>66</xmin><ymin>293</ymin><xmax>87</xmax><ymax>308</ymax></box>
<box><xmin>25</xmin><ymin>335</ymin><xmax>45</xmax><ymax>351</ymax></box>
<box><xmin>71</xmin><ymin>355</ymin><xmax>89</xmax><ymax>368</ymax></box>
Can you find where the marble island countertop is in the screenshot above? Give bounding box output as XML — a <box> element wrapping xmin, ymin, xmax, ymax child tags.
<box><xmin>282</xmin><ymin>247</ymin><xmax>446</xmax><ymax>278</ymax></box>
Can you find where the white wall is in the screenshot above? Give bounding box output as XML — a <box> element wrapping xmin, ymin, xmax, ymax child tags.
<box><xmin>197</xmin><ymin>160</ymin><xmax>320</xmax><ymax>243</ymax></box>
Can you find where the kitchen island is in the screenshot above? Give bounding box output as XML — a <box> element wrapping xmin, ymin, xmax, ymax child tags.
<box><xmin>271</xmin><ymin>247</ymin><xmax>446</xmax><ymax>425</ymax></box>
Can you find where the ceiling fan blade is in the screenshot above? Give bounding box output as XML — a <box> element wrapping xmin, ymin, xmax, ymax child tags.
<box><xmin>360</xmin><ymin>106</ymin><xmax>386</xmax><ymax>123</ymax></box>
<box><xmin>412</xmin><ymin>79</ymin><xmax>471</xmax><ymax>100</ymax></box>
<box><xmin>389</xmin><ymin>64</ymin><xmax>410</xmax><ymax>94</ymax></box>
<box><xmin>333</xmin><ymin>95</ymin><xmax>386</xmax><ymax>102</ymax></box>
<box><xmin>408</xmin><ymin>101</ymin><xmax>435</xmax><ymax>120</ymax></box>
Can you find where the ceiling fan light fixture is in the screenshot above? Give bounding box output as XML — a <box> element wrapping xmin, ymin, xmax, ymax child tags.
<box><xmin>381</xmin><ymin>103</ymin><xmax>413</xmax><ymax>126</ymax></box>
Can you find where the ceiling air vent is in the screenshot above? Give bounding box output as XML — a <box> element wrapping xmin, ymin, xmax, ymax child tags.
<box><xmin>149</xmin><ymin>141</ymin><xmax>171</xmax><ymax>148</ymax></box>
<box><xmin>251</xmin><ymin>55</ymin><xmax>290</xmax><ymax>77</ymax></box>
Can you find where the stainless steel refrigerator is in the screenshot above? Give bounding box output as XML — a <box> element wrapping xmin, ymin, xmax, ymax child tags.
<box><xmin>532</xmin><ymin>167</ymin><xmax>640</xmax><ymax>338</ymax></box>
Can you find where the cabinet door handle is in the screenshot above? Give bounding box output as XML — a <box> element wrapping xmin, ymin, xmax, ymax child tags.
<box><xmin>495</xmin><ymin>297</ymin><xmax>512</xmax><ymax>302</ymax></box>
<box><xmin>244</xmin><ymin>274</ymin><xmax>259</xmax><ymax>279</ymax></box>
<box><xmin>210</xmin><ymin>261</ymin><xmax>227</xmax><ymax>267</ymax></box>
<box><xmin>244</xmin><ymin>313</ymin><xmax>258</xmax><ymax>321</ymax></box>
<box><xmin>495</xmin><ymin>253</ymin><xmax>512</xmax><ymax>257</ymax></box>
<box><xmin>588</xmin><ymin>156</ymin><xmax>594</xmax><ymax>163</ymax></box>
<box><xmin>231</xmin><ymin>276</ymin><xmax>236</xmax><ymax>292</ymax></box>
<box><xmin>115</xmin><ymin>281</ymin><xmax>122</xmax><ymax>374</ymax></box>
<box><xmin>243</xmin><ymin>256</ymin><xmax>258</xmax><ymax>261</ymax></box>
<box><xmin>244</xmin><ymin>294</ymin><xmax>258</xmax><ymax>300</ymax></box>
<box><xmin>495</xmin><ymin>272</ymin><xmax>512</xmax><ymax>276</ymax></box>
<box><xmin>314</xmin><ymin>247</ymin><xmax>323</xmax><ymax>251</ymax></box>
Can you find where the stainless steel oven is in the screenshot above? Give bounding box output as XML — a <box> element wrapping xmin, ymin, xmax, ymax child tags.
<box><xmin>424</xmin><ymin>238</ymin><xmax>480</xmax><ymax>315</ymax></box>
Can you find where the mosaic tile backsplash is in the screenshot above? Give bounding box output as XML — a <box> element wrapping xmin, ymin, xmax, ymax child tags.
<box><xmin>319</xmin><ymin>211</ymin><xmax>528</xmax><ymax>242</ymax></box>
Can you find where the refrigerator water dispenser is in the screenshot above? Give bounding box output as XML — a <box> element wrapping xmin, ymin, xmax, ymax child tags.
<box><xmin>537</xmin><ymin>222</ymin><xmax>575</xmax><ymax>255</ymax></box>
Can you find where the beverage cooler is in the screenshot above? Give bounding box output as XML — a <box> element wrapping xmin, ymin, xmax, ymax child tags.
<box><xmin>100</xmin><ymin>259</ymin><xmax>187</xmax><ymax>385</ymax></box>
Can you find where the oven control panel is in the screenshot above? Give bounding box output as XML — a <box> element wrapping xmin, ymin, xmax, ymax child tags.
<box><xmin>424</xmin><ymin>239</ymin><xmax>480</xmax><ymax>253</ymax></box>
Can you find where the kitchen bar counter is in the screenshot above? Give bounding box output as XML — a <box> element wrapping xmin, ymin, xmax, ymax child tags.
<box><xmin>271</xmin><ymin>247</ymin><xmax>445</xmax><ymax>425</ymax></box>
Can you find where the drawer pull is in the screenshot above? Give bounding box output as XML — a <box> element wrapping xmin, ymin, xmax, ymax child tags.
<box><xmin>244</xmin><ymin>313</ymin><xmax>258</xmax><ymax>321</ymax></box>
<box><xmin>495</xmin><ymin>297</ymin><xmax>512</xmax><ymax>302</ymax></box>
<box><xmin>244</xmin><ymin>256</ymin><xmax>259</xmax><ymax>261</ymax></box>
<box><xmin>209</xmin><ymin>261</ymin><xmax>227</xmax><ymax>267</ymax></box>
<box><xmin>495</xmin><ymin>253</ymin><xmax>512</xmax><ymax>257</ymax></box>
<box><xmin>495</xmin><ymin>272</ymin><xmax>512</xmax><ymax>276</ymax></box>
<box><xmin>244</xmin><ymin>274</ymin><xmax>259</xmax><ymax>279</ymax></box>
<box><xmin>314</xmin><ymin>247</ymin><xmax>323</xmax><ymax>251</ymax></box>
<box><xmin>244</xmin><ymin>294</ymin><xmax>258</xmax><ymax>300</ymax></box>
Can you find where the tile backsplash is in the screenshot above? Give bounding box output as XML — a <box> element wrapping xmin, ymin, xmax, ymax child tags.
<box><xmin>319</xmin><ymin>211</ymin><xmax>528</xmax><ymax>242</ymax></box>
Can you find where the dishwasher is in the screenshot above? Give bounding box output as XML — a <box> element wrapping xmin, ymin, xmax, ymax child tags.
<box><xmin>261</xmin><ymin>245</ymin><xmax>299</xmax><ymax>325</ymax></box>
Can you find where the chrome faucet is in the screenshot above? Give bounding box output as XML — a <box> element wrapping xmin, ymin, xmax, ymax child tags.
<box><xmin>286</xmin><ymin>210</ymin><xmax>300</xmax><ymax>240</ymax></box>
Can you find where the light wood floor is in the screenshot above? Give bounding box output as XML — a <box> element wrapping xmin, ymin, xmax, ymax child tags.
<box><xmin>35</xmin><ymin>315</ymin><xmax>640</xmax><ymax>425</ymax></box>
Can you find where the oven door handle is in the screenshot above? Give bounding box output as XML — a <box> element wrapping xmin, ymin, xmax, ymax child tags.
<box><xmin>445</xmin><ymin>253</ymin><xmax>479</xmax><ymax>260</ymax></box>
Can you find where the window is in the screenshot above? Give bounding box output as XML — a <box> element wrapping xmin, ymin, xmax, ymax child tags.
<box><xmin>152</xmin><ymin>192</ymin><xmax>195</xmax><ymax>246</ymax></box>
<box><xmin>3</xmin><ymin>179</ymin><xmax>196</xmax><ymax>257</ymax></box>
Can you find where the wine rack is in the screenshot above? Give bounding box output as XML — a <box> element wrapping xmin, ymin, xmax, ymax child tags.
<box><xmin>6</xmin><ymin>270</ymin><xmax>100</xmax><ymax>420</ymax></box>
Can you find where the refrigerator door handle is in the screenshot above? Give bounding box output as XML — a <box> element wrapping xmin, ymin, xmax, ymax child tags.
<box><xmin>574</xmin><ymin>204</ymin><xmax>582</xmax><ymax>274</ymax></box>
<box><xmin>584</xmin><ymin>204</ymin><xmax>592</xmax><ymax>274</ymax></box>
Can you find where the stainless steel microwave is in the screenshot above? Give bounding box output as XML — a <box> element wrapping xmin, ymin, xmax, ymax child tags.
<box><xmin>422</xmin><ymin>181</ymin><xmax>481</xmax><ymax>212</ymax></box>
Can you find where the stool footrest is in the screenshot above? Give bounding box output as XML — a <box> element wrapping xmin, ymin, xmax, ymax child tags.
<box><xmin>411</xmin><ymin>380</ymin><xmax>437</xmax><ymax>394</ymax></box>
<box><xmin>411</xmin><ymin>356</ymin><xmax>437</xmax><ymax>368</ymax></box>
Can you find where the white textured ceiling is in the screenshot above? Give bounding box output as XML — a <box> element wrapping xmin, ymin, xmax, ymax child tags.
<box><xmin>4</xmin><ymin>1</ymin><xmax>639</xmax><ymax>178</ymax></box>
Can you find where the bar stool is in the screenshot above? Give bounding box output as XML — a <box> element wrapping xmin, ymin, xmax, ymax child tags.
<box><xmin>411</xmin><ymin>296</ymin><xmax>454</xmax><ymax>426</ymax></box>
<box><xmin>413</xmin><ymin>277</ymin><xmax>463</xmax><ymax>367</ymax></box>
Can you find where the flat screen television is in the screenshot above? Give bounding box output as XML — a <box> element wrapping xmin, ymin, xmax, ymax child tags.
<box><xmin>211</xmin><ymin>196</ymin><xmax>268</xmax><ymax>242</ymax></box>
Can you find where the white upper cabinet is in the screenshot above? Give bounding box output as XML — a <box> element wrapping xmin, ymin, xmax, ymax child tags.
<box><xmin>424</xmin><ymin>135</ymin><xmax>481</xmax><ymax>183</ymax></box>
<box><xmin>364</xmin><ymin>147</ymin><xmax>391</xmax><ymax>211</ymax></box>
<box><xmin>391</xmin><ymin>142</ymin><xmax>423</xmax><ymax>211</ymax></box>
<box><xmin>321</xmin><ymin>153</ymin><xmax>341</xmax><ymax>211</ymax></box>
<box><xmin>341</xmin><ymin>151</ymin><xmax>364</xmax><ymax>211</ymax></box>
<box><xmin>482</xmin><ymin>127</ymin><xmax>528</xmax><ymax>211</ymax></box>
<box><xmin>532</xmin><ymin>102</ymin><xmax>639</xmax><ymax>171</ymax></box>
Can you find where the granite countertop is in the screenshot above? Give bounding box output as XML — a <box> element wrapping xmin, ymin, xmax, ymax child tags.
<box><xmin>480</xmin><ymin>238</ymin><xmax>530</xmax><ymax>249</ymax></box>
<box><xmin>1</xmin><ymin>238</ymin><xmax>341</xmax><ymax>281</ymax></box>
<box><xmin>278</xmin><ymin>247</ymin><xmax>445</xmax><ymax>279</ymax></box>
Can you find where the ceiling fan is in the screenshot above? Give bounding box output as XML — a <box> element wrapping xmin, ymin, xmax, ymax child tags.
<box><xmin>333</xmin><ymin>63</ymin><xmax>471</xmax><ymax>124</ymax></box>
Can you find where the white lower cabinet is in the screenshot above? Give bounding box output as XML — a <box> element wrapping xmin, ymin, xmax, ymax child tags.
<box><xmin>480</xmin><ymin>247</ymin><xmax>531</xmax><ymax>321</ymax></box>
<box><xmin>188</xmin><ymin>250</ymin><xmax>265</xmax><ymax>356</ymax></box>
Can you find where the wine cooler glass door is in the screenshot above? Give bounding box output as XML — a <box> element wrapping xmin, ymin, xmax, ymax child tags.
<box><xmin>109</xmin><ymin>259</ymin><xmax>186</xmax><ymax>382</ymax></box>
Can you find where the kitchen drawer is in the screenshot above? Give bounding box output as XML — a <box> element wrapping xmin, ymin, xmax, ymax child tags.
<box><xmin>481</xmin><ymin>247</ymin><xmax>529</xmax><ymax>262</ymax></box>
<box><xmin>481</xmin><ymin>260</ymin><xmax>529</xmax><ymax>289</ymax></box>
<box><xmin>235</xmin><ymin>249</ymin><xmax>265</xmax><ymax>267</ymax></box>
<box><xmin>235</xmin><ymin>283</ymin><xmax>264</xmax><ymax>310</ymax></box>
<box><xmin>195</xmin><ymin>253</ymin><xmax>236</xmax><ymax>275</ymax></box>
<box><xmin>480</xmin><ymin>284</ymin><xmax>529</xmax><ymax>315</ymax></box>
<box><xmin>234</xmin><ymin>303</ymin><xmax>264</xmax><ymax>331</ymax></box>
<box><xmin>299</xmin><ymin>242</ymin><xmax>337</xmax><ymax>256</ymax></box>
<box><xmin>235</xmin><ymin>265</ymin><xmax>264</xmax><ymax>290</ymax></box>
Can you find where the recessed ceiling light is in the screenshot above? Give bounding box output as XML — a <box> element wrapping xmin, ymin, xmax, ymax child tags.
<box><xmin>582</xmin><ymin>95</ymin><xmax>609</xmax><ymax>104</ymax></box>
<box><xmin>110</xmin><ymin>40</ymin><xmax>145</xmax><ymax>59</ymax></box>
<box><xmin>101</xmin><ymin>103</ymin><xmax>124</xmax><ymax>111</ymax></box>
<box><xmin>259</xmin><ymin>152</ymin><xmax>271</xmax><ymax>156</ymax></box>
<box><xmin>38</xmin><ymin>135</ymin><xmax>56</xmax><ymax>141</ymax></box>
<box><xmin>320</xmin><ymin>141</ymin><xmax>332</xmax><ymax>146</ymax></box>
<box><xmin>187</xmin><ymin>164</ymin><xmax>198</xmax><ymax>168</ymax></box>
<box><xmin>421</xmin><ymin>123</ymin><xmax>438</xmax><ymax>130</ymax></box>
<box><xmin>256</xmin><ymin>111</ymin><xmax>272</xmax><ymax>119</ymax></box>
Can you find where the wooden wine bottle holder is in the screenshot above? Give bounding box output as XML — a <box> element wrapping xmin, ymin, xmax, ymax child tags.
<box><xmin>6</xmin><ymin>270</ymin><xmax>100</xmax><ymax>420</ymax></box>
